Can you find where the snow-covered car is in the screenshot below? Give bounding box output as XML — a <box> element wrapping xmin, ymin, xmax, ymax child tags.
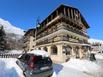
<box><xmin>16</xmin><ymin>50</ymin><xmax>53</xmax><ymax>77</ymax></box>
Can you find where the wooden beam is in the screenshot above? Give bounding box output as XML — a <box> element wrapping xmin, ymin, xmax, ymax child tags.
<box><xmin>68</xmin><ymin>8</ymin><xmax>70</xmax><ymax>19</ymax></box>
<box><xmin>63</xmin><ymin>7</ymin><xmax>66</xmax><ymax>15</ymax></box>
<box><xmin>56</xmin><ymin>10</ymin><xmax>58</xmax><ymax>16</ymax></box>
<box><xmin>51</xmin><ymin>15</ymin><xmax>53</xmax><ymax>21</ymax></box>
<box><xmin>71</xmin><ymin>9</ymin><xmax>73</xmax><ymax>19</ymax></box>
<box><xmin>74</xmin><ymin>10</ymin><xmax>76</xmax><ymax>20</ymax></box>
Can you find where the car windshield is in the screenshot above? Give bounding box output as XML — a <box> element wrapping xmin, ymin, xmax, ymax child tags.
<box><xmin>35</xmin><ymin>57</ymin><xmax>52</xmax><ymax>65</ymax></box>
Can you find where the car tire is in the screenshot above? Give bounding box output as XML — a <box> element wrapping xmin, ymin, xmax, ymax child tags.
<box><xmin>23</xmin><ymin>71</ymin><xmax>26</xmax><ymax>77</ymax></box>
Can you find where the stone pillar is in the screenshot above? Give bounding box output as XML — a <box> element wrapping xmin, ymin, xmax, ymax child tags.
<box><xmin>56</xmin><ymin>10</ymin><xmax>58</xmax><ymax>16</ymax></box>
<box><xmin>74</xmin><ymin>10</ymin><xmax>76</xmax><ymax>20</ymax></box>
<box><xmin>71</xmin><ymin>46</ymin><xmax>75</xmax><ymax>58</ymax></box>
<box><xmin>41</xmin><ymin>47</ymin><xmax>44</xmax><ymax>50</ymax></box>
<box><xmin>36</xmin><ymin>48</ymin><xmax>39</xmax><ymax>50</ymax></box>
<box><xmin>71</xmin><ymin>9</ymin><xmax>73</xmax><ymax>19</ymax></box>
<box><xmin>68</xmin><ymin>8</ymin><xmax>70</xmax><ymax>19</ymax></box>
<box><xmin>47</xmin><ymin>46</ymin><xmax>51</xmax><ymax>56</ymax></box>
<box><xmin>34</xmin><ymin>48</ymin><xmax>36</xmax><ymax>50</ymax></box>
<box><xmin>63</xmin><ymin>8</ymin><xmax>66</xmax><ymax>15</ymax></box>
<box><xmin>57</xmin><ymin>45</ymin><xmax>65</xmax><ymax>62</ymax></box>
<box><xmin>57</xmin><ymin>45</ymin><xmax>62</xmax><ymax>56</ymax></box>
<box><xmin>79</xmin><ymin>46</ymin><xmax>83</xmax><ymax>59</ymax></box>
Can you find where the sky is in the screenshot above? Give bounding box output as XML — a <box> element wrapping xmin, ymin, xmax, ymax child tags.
<box><xmin>0</xmin><ymin>0</ymin><xmax>103</xmax><ymax>40</ymax></box>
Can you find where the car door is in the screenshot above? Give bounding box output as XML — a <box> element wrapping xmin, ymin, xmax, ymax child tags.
<box><xmin>17</xmin><ymin>54</ymin><xmax>30</xmax><ymax>71</ymax></box>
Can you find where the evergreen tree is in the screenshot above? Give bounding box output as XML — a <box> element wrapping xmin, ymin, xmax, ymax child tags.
<box><xmin>0</xmin><ymin>26</ymin><xmax>7</xmax><ymax>51</ymax></box>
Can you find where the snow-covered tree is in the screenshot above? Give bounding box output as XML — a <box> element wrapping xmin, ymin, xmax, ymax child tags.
<box><xmin>0</xmin><ymin>26</ymin><xmax>7</xmax><ymax>51</ymax></box>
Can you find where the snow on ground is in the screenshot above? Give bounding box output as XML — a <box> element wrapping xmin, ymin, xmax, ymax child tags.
<box><xmin>0</xmin><ymin>50</ymin><xmax>50</xmax><ymax>77</ymax></box>
<box><xmin>62</xmin><ymin>59</ymin><xmax>103</xmax><ymax>77</ymax></box>
<box><xmin>0</xmin><ymin>53</ymin><xmax>103</xmax><ymax>77</ymax></box>
<box><xmin>95</xmin><ymin>53</ymin><xmax>103</xmax><ymax>67</ymax></box>
<box><xmin>95</xmin><ymin>53</ymin><xmax>103</xmax><ymax>60</ymax></box>
<box><xmin>0</xmin><ymin>58</ymin><xmax>103</xmax><ymax>77</ymax></box>
<box><xmin>52</xmin><ymin>58</ymin><xmax>103</xmax><ymax>77</ymax></box>
<box><xmin>53</xmin><ymin>64</ymin><xmax>93</xmax><ymax>77</ymax></box>
<box><xmin>0</xmin><ymin>58</ymin><xmax>24</xmax><ymax>77</ymax></box>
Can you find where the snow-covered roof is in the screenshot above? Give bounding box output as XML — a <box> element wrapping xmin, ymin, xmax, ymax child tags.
<box><xmin>28</xmin><ymin>50</ymin><xmax>49</xmax><ymax>57</ymax></box>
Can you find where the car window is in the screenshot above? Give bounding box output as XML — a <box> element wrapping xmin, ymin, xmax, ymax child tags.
<box><xmin>35</xmin><ymin>57</ymin><xmax>52</xmax><ymax>65</ymax></box>
<box><xmin>44</xmin><ymin>57</ymin><xmax>52</xmax><ymax>64</ymax></box>
<box><xmin>31</xmin><ymin>55</ymin><xmax>42</xmax><ymax>63</ymax></box>
<box><xmin>19</xmin><ymin>54</ymin><xmax>30</xmax><ymax>62</ymax></box>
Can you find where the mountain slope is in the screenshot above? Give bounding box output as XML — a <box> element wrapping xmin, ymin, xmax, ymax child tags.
<box><xmin>88</xmin><ymin>38</ymin><xmax>103</xmax><ymax>45</ymax></box>
<box><xmin>0</xmin><ymin>18</ymin><xmax>24</xmax><ymax>36</ymax></box>
<box><xmin>0</xmin><ymin>18</ymin><xmax>24</xmax><ymax>50</ymax></box>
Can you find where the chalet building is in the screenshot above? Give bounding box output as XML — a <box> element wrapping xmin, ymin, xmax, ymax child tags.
<box><xmin>23</xmin><ymin>29</ymin><xmax>35</xmax><ymax>51</ymax></box>
<box><xmin>24</xmin><ymin>4</ymin><xmax>90</xmax><ymax>63</ymax></box>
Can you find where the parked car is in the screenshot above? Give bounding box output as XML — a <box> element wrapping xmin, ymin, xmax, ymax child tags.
<box><xmin>16</xmin><ymin>50</ymin><xmax>53</xmax><ymax>77</ymax></box>
<box><xmin>90</xmin><ymin>53</ymin><xmax>96</xmax><ymax>61</ymax></box>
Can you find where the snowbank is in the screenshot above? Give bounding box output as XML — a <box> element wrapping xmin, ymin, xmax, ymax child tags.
<box><xmin>0</xmin><ymin>58</ymin><xmax>24</xmax><ymax>77</ymax></box>
<box><xmin>7</xmin><ymin>50</ymin><xmax>23</xmax><ymax>54</ymax></box>
<box><xmin>62</xmin><ymin>59</ymin><xmax>103</xmax><ymax>77</ymax></box>
<box><xmin>0</xmin><ymin>58</ymin><xmax>103</xmax><ymax>77</ymax></box>
<box><xmin>28</xmin><ymin>50</ymin><xmax>49</xmax><ymax>57</ymax></box>
<box><xmin>58</xmin><ymin>67</ymin><xmax>92</xmax><ymax>77</ymax></box>
<box><xmin>53</xmin><ymin>64</ymin><xmax>92</xmax><ymax>77</ymax></box>
<box><xmin>95</xmin><ymin>54</ymin><xmax>103</xmax><ymax>60</ymax></box>
<box><xmin>95</xmin><ymin>53</ymin><xmax>103</xmax><ymax>67</ymax></box>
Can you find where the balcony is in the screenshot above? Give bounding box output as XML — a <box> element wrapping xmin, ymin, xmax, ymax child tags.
<box><xmin>64</xmin><ymin>26</ymin><xmax>89</xmax><ymax>38</ymax></box>
<box><xmin>60</xmin><ymin>14</ymin><xmax>83</xmax><ymax>28</ymax></box>
<box><xmin>35</xmin><ymin>13</ymin><xmax>89</xmax><ymax>40</ymax></box>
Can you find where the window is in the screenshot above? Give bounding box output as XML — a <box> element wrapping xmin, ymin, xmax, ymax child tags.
<box><xmin>63</xmin><ymin>45</ymin><xmax>72</xmax><ymax>55</ymax></box>
<box><xmin>32</xmin><ymin>45</ymin><xmax>35</xmax><ymax>48</ymax></box>
<box><xmin>30</xmin><ymin>49</ymin><xmax>33</xmax><ymax>51</ymax></box>
<box><xmin>38</xmin><ymin>47</ymin><xmax>41</xmax><ymax>50</ymax></box>
<box><xmin>43</xmin><ymin>47</ymin><xmax>48</xmax><ymax>52</ymax></box>
<box><xmin>19</xmin><ymin>54</ymin><xmax>30</xmax><ymax>63</ymax></box>
<box><xmin>51</xmin><ymin>45</ymin><xmax>57</xmax><ymax>55</ymax></box>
